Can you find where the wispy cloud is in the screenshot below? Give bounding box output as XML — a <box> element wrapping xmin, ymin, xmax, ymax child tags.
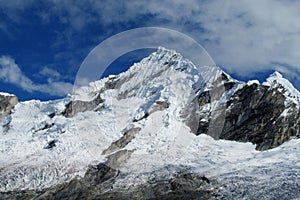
<box><xmin>195</xmin><ymin>1</ymin><xmax>300</xmax><ymax>76</ymax></box>
<box><xmin>39</xmin><ymin>66</ymin><xmax>61</xmax><ymax>80</ymax></box>
<box><xmin>0</xmin><ymin>55</ymin><xmax>72</xmax><ymax>96</ymax></box>
<box><xmin>40</xmin><ymin>1</ymin><xmax>300</xmax><ymax>76</ymax></box>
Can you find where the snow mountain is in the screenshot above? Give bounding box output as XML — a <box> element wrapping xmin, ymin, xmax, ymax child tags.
<box><xmin>1</xmin><ymin>47</ymin><xmax>300</xmax><ymax>199</ymax></box>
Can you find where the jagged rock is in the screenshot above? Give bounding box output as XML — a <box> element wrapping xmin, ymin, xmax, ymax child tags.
<box><xmin>212</xmin><ymin>72</ymin><xmax>236</xmax><ymax>92</ymax></box>
<box><xmin>99</xmin><ymin>172</ymin><xmax>215</xmax><ymax>200</ymax></box>
<box><xmin>102</xmin><ymin>128</ymin><xmax>141</xmax><ymax>155</ymax></box>
<box><xmin>188</xmin><ymin>77</ymin><xmax>300</xmax><ymax>150</ymax></box>
<box><xmin>34</xmin><ymin>123</ymin><xmax>54</xmax><ymax>133</ymax></box>
<box><xmin>62</xmin><ymin>77</ymin><xmax>122</xmax><ymax>118</ymax></box>
<box><xmin>43</xmin><ymin>139</ymin><xmax>58</xmax><ymax>149</ymax></box>
<box><xmin>0</xmin><ymin>93</ymin><xmax>18</xmax><ymax>117</ymax></box>
<box><xmin>83</xmin><ymin>163</ymin><xmax>118</xmax><ymax>186</ymax></box>
<box><xmin>105</xmin><ymin>149</ymin><xmax>134</xmax><ymax>169</ymax></box>
<box><xmin>133</xmin><ymin>112</ymin><xmax>149</xmax><ymax>122</ymax></box>
<box><xmin>184</xmin><ymin>71</ymin><xmax>235</xmax><ymax>137</ymax></box>
<box><xmin>220</xmin><ymin>83</ymin><xmax>300</xmax><ymax>150</ymax></box>
<box><xmin>62</xmin><ymin>93</ymin><xmax>104</xmax><ymax>117</ymax></box>
<box><xmin>195</xmin><ymin>91</ymin><xmax>212</xmax><ymax>135</ymax></box>
<box><xmin>149</xmin><ymin>100</ymin><xmax>169</xmax><ymax>114</ymax></box>
<box><xmin>0</xmin><ymin>169</ymin><xmax>215</xmax><ymax>200</ymax></box>
<box><xmin>0</xmin><ymin>93</ymin><xmax>18</xmax><ymax>133</ymax></box>
<box><xmin>48</xmin><ymin>113</ymin><xmax>55</xmax><ymax>118</ymax></box>
<box><xmin>30</xmin><ymin>163</ymin><xmax>119</xmax><ymax>200</ymax></box>
<box><xmin>198</xmin><ymin>91</ymin><xmax>211</xmax><ymax>107</ymax></box>
<box><xmin>1</xmin><ymin>116</ymin><xmax>11</xmax><ymax>133</ymax></box>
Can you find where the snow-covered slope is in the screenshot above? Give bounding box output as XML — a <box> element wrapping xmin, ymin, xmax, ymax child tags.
<box><xmin>0</xmin><ymin>47</ymin><xmax>299</xmax><ymax>198</ymax></box>
<box><xmin>1</xmin><ymin>47</ymin><xmax>229</xmax><ymax>191</ymax></box>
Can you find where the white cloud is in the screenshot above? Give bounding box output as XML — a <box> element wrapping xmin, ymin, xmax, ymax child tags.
<box><xmin>194</xmin><ymin>0</ymin><xmax>300</xmax><ymax>76</ymax></box>
<box><xmin>37</xmin><ymin>0</ymin><xmax>300</xmax><ymax>79</ymax></box>
<box><xmin>0</xmin><ymin>55</ymin><xmax>72</xmax><ymax>96</ymax></box>
<box><xmin>39</xmin><ymin>66</ymin><xmax>61</xmax><ymax>80</ymax></box>
<box><xmin>1</xmin><ymin>0</ymin><xmax>300</xmax><ymax>86</ymax></box>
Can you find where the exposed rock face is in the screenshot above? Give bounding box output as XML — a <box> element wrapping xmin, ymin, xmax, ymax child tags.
<box><xmin>105</xmin><ymin>149</ymin><xmax>134</xmax><ymax>169</ymax></box>
<box><xmin>62</xmin><ymin>76</ymin><xmax>121</xmax><ymax>118</ymax></box>
<box><xmin>0</xmin><ymin>93</ymin><xmax>18</xmax><ymax>132</ymax></box>
<box><xmin>188</xmin><ymin>74</ymin><xmax>300</xmax><ymax>151</ymax></box>
<box><xmin>0</xmin><ymin>93</ymin><xmax>18</xmax><ymax>117</ymax></box>
<box><xmin>0</xmin><ymin>146</ymin><xmax>215</xmax><ymax>200</ymax></box>
<box><xmin>219</xmin><ymin>83</ymin><xmax>300</xmax><ymax>150</ymax></box>
<box><xmin>184</xmin><ymin>72</ymin><xmax>236</xmax><ymax>138</ymax></box>
<box><xmin>62</xmin><ymin>93</ymin><xmax>104</xmax><ymax>117</ymax></box>
<box><xmin>102</xmin><ymin>127</ymin><xmax>141</xmax><ymax>155</ymax></box>
<box><xmin>149</xmin><ymin>100</ymin><xmax>169</xmax><ymax>114</ymax></box>
<box><xmin>0</xmin><ymin>169</ymin><xmax>215</xmax><ymax>200</ymax></box>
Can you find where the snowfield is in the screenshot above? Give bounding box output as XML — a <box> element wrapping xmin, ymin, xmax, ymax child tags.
<box><xmin>0</xmin><ymin>47</ymin><xmax>299</xmax><ymax>198</ymax></box>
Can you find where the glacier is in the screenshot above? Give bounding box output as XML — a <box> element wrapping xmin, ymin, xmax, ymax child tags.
<box><xmin>0</xmin><ymin>47</ymin><xmax>300</xmax><ymax>199</ymax></box>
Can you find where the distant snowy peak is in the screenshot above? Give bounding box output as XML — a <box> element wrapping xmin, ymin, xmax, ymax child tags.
<box><xmin>263</xmin><ymin>71</ymin><xmax>300</xmax><ymax>104</ymax></box>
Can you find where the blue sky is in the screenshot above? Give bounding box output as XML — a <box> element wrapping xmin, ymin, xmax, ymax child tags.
<box><xmin>0</xmin><ymin>0</ymin><xmax>299</xmax><ymax>101</ymax></box>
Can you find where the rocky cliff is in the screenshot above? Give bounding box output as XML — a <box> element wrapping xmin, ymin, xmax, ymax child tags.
<box><xmin>187</xmin><ymin>71</ymin><xmax>300</xmax><ymax>151</ymax></box>
<box><xmin>0</xmin><ymin>93</ymin><xmax>18</xmax><ymax>117</ymax></box>
<box><xmin>220</xmin><ymin>82</ymin><xmax>299</xmax><ymax>150</ymax></box>
<box><xmin>0</xmin><ymin>93</ymin><xmax>18</xmax><ymax>133</ymax></box>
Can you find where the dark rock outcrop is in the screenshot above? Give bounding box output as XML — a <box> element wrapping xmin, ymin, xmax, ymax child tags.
<box><xmin>62</xmin><ymin>77</ymin><xmax>122</xmax><ymax>118</ymax></box>
<box><xmin>219</xmin><ymin>83</ymin><xmax>300</xmax><ymax>150</ymax></box>
<box><xmin>0</xmin><ymin>146</ymin><xmax>215</xmax><ymax>199</ymax></box>
<box><xmin>62</xmin><ymin>93</ymin><xmax>104</xmax><ymax>118</ymax></box>
<box><xmin>184</xmin><ymin>71</ymin><xmax>235</xmax><ymax>138</ymax></box>
<box><xmin>102</xmin><ymin>127</ymin><xmax>141</xmax><ymax>155</ymax></box>
<box><xmin>34</xmin><ymin>123</ymin><xmax>55</xmax><ymax>133</ymax></box>
<box><xmin>105</xmin><ymin>149</ymin><xmax>134</xmax><ymax>169</ymax></box>
<box><xmin>0</xmin><ymin>169</ymin><xmax>215</xmax><ymax>200</ymax></box>
<box><xmin>189</xmin><ymin>78</ymin><xmax>300</xmax><ymax>151</ymax></box>
<box><xmin>149</xmin><ymin>100</ymin><xmax>169</xmax><ymax>114</ymax></box>
<box><xmin>0</xmin><ymin>93</ymin><xmax>18</xmax><ymax>132</ymax></box>
<box><xmin>0</xmin><ymin>93</ymin><xmax>18</xmax><ymax>117</ymax></box>
<box><xmin>43</xmin><ymin>139</ymin><xmax>58</xmax><ymax>149</ymax></box>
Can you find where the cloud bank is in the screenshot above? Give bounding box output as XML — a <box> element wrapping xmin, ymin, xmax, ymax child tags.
<box><xmin>0</xmin><ymin>56</ymin><xmax>72</xmax><ymax>96</ymax></box>
<box><xmin>0</xmin><ymin>0</ymin><xmax>299</xmax><ymax>94</ymax></box>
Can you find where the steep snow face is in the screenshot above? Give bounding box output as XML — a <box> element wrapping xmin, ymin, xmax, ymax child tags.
<box><xmin>73</xmin><ymin>47</ymin><xmax>233</xmax><ymax>102</ymax></box>
<box><xmin>0</xmin><ymin>47</ymin><xmax>299</xmax><ymax>197</ymax></box>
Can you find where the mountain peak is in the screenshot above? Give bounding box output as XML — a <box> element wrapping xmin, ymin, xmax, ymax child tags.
<box><xmin>74</xmin><ymin>47</ymin><xmax>230</xmax><ymax>101</ymax></box>
<box><xmin>263</xmin><ymin>71</ymin><xmax>300</xmax><ymax>104</ymax></box>
<box><xmin>269</xmin><ymin>70</ymin><xmax>283</xmax><ymax>78</ymax></box>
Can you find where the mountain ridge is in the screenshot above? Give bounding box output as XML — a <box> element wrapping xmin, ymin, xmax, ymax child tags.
<box><xmin>0</xmin><ymin>47</ymin><xmax>300</xmax><ymax>199</ymax></box>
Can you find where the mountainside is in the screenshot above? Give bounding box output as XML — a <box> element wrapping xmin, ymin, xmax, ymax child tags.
<box><xmin>1</xmin><ymin>47</ymin><xmax>300</xmax><ymax>199</ymax></box>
